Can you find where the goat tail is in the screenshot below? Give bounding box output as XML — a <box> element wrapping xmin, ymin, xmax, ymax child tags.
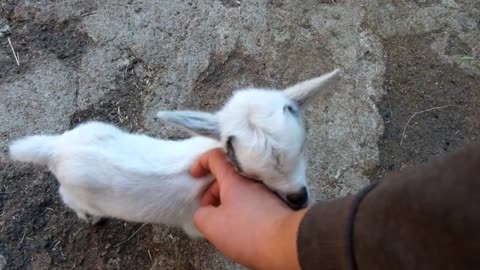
<box><xmin>9</xmin><ymin>135</ymin><xmax>58</xmax><ymax>166</ymax></box>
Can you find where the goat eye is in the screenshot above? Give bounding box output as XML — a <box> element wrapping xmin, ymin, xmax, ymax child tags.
<box><xmin>226</xmin><ymin>136</ymin><xmax>234</xmax><ymax>152</ymax></box>
<box><xmin>284</xmin><ymin>105</ymin><xmax>297</xmax><ymax>115</ymax></box>
<box><xmin>225</xmin><ymin>136</ymin><xmax>244</xmax><ymax>173</ymax></box>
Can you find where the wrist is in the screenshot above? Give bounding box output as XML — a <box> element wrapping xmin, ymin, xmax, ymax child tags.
<box><xmin>256</xmin><ymin>208</ymin><xmax>308</xmax><ymax>270</ymax></box>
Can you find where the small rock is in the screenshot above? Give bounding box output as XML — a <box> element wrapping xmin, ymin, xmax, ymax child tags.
<box><xmin>134</xmin><ymin>64</ymin><xmax>150</xmax><ymax>78</ymax></box>
<box><xmin>0</xmin><ymin>25</ymin><xmax>11</xmax><ymax>38</ymax></box>
<box><xmin>30</xmin><ymin>251</ymin><xmax>51</xmax><ymax>270</ymax></box>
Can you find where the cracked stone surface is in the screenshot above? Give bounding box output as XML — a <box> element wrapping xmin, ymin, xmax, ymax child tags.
<box><xmin>1</xmin><ymin>0</ymin><xmax>479</xmax><ymax>269</ymax></box>
<box><xmin>0</xmin><ymin>59</ymin><xmax>77</xmax><ymax>160</ymax></box>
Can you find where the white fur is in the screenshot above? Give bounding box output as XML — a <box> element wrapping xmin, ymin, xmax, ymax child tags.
<box><xmin>8</xmin><ymin>69</ymin><xmax>341</xmax><ymax>238</ymax></box>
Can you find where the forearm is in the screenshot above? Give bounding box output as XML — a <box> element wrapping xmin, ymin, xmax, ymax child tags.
<box><xmin>354</xmin><ymin>143</ymin><xmax>480</xmax><ymax>269</ymax></box>
<box><xmin>297</xmin><ymin>142</ymin><xmax>480</xmax><ymax>270</ymax></box>
<box><xmin>297</xmin><ymin>195</ymin><xmax>355</xmax><ymax>270</ymax></box>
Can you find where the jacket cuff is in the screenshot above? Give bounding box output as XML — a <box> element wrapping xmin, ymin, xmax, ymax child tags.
<box><xmin>297</xmin><ymin>195</ymin><xmax>354</xmax><ymax>270</ymax></box>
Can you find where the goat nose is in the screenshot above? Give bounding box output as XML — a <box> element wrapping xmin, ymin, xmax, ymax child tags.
<box><xmin>285</xmin><ymin>186</ymin><xmax>309</xmax><ymax>210</ymax></box>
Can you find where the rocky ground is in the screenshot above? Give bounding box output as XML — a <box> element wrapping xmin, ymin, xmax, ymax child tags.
<box><xmin>0</xmin><ymin>0</ymin><xmax>479</xmax><ymax>269</ymax></box>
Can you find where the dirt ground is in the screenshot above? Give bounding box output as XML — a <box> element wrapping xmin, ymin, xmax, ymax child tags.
<box><xmin>376</xmin><ymin>33</ymin><xmax>480</xmax><ymax>179</ymax></box>
<box><xmin>1</xmin><ymin>0</ymin><xmax>479</xmax><ymax>269</ymax></box>
<box><xmin>0</xmin><ymin>2</ymin><xmax>229</xmax><ymax>270</ymax></box>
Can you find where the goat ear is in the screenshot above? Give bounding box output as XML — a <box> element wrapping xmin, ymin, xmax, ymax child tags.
<box><xmin>283</xmin><ymin>69</ymin><xmax>341</xmax><ymax>108</ymax></box>
<box><xmin>156</xmin><ymin>111</ymin><xmax>221</xmax><ymax>140</ymax></box>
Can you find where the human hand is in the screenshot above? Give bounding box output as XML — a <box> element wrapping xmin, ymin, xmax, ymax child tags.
<box><xmin>190</xmin><ymin>148</ymin><xmax>307</xmax><ymax>270</ymax></box>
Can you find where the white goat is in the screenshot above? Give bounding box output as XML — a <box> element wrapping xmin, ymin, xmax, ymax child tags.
<box><xmin>8</xmin><ymin>69</ymin><xmax>340</xmax><ymax>238</ymax></box>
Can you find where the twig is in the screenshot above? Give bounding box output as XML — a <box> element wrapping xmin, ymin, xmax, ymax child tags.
<box><xmin>400</xmin><ymin>105</ymin><xmax>459</xmax><ymax>145</ymax></box>
<box><xmin>113</xmin><ymin>224</ymin><xmax>146</xmax><ymax>248</ymax></box>
<box><xmin>81</xmin><ymin>249</ymin><xmax>92</xmax><ymax>263</ymax></box>
<box><xmin>124</xmin><ymin>64</ymin><xmax>128</xmax><ymax>79</ymax></box>
<box><xmin>147</xmin><ymin>250</ymin><xmax>152</xmax><ymax>261</ymax></box>
<box><xmin>81</xmin><ymin>11</ymin><xmax>96</xmax><ymax>17</ymax></box>
<box><xmin>19</xmin><ymin>229</ymin><xmax>26</xmax><ymax>244</ymax></box>
<box><xmin>7</xmin><ymin>37</ymin><xmax>20</xmax><ymax>66</ymax></box>
<box><xmin>72</xmin><ymin>226</ymin><xmax>85</xmax><ymax>239</ymax></box>
<box><xmin>43</xmin><ymin>226</ymin><xmax>54</xmax><ymax>232</ymax></box>
<box><xmin>52</xmin><ymin>240</ymin><xmax>62</xmax><ymax>250</ymax></box>
<box><xmin>386</xmin><ymin>91</ymin><xmax>393</xmax><ymax>117</ymax></box>
<box><xmin>59</xmin><ymin>246</ymin><xmax>66</xmax><ymax>258</ymax></box>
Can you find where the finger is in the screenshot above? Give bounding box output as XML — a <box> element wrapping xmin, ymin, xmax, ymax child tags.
<box><xmin>190</xmin><ymin>148</ymin><xmax>224</xmax><ymax>178</ymax></box>
<box><xmin>190</xmin><ymin>148</ymin><xmax>235</xmax><ymax>183</ymax></box>
<box><xmin>200</xmin><ymin>181</ymin><xmax>220</xmax><ymax>206</ymax></box>
<box><xmin>193</xmin><ymin>205</ymin><xmax>223</xmax><ymax>239</ymax></box>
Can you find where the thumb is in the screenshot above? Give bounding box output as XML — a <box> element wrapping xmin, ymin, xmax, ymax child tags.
<box><xmin>193</xmin><ymin>205</ymin><xmax>222</xmax><ymax>239</ymax></box>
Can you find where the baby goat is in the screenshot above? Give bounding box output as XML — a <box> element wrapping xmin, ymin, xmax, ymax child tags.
<box><xmin>9</xmin><ymin>69</ymin><xmax>340</xmax><ymax>238</ymax></box>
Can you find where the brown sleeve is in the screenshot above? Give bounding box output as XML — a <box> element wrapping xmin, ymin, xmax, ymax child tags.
<box><xmin>297</xmin><ymin>142</ymin><xmax>480</xmax><ymax>270</ymax></box>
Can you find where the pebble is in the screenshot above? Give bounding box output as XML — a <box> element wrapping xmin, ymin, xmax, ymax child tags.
<box><xmin>0</xmin><ymin>25</ymin><xmax>11</xmax><ymax>38</ymax></box>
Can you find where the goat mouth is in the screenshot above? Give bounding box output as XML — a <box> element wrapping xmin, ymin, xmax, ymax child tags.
<box><xmin>273</xmin><ymin>191</ymin><xmax>306</xmax><ymax>210</ymax></box>
<box><xmin>225</xmin><ymin>158</ymin><xmax>305</xmax><ymax>210</ymax></box>
<box><xmin>234</xmin><ymin>172</ymin><xmax>304</xmax><ymax>210</ymax></box>
<box><xmin>285</xmin><ymin>201</ymin><xmax>306</xmax><ymax>210</ymax></box>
